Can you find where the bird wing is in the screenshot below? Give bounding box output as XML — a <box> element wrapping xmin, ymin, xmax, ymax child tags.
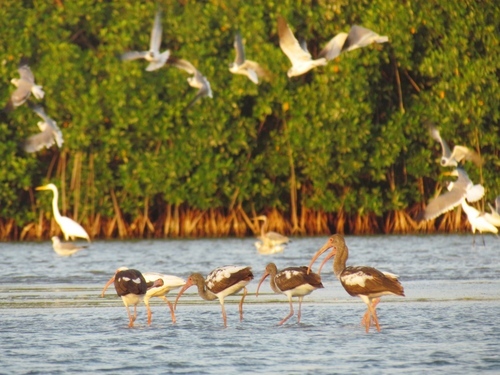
<box><xmin>275</xmin><ymin>267</ymin><xmax>323</xmax><ymax>291</ymax></box>
<box><xmin>318</xmin><ymin>32</ymin><xmax>348</xmax><ymax>60</ymax></box>
<box><xmin>206</xmin><ymin>266</ymin><xmax>253</xmax><ymax>294</ymax></box>
<box><xmin>465</xmin><ymin>184</ymin><xmax>484</xmax><ymax>203</ymax></box>
<box><xmin>277</xmin><ymin>16</ymin><xmax>312</xmax><ymax>64</ymax></box>
<box><xmin>233</xmin><ymin>32</ymin><xmax>246</xmax><ymax>65</ymax></box>
<box><xmin>23</xmin><ymin>124</ymin><xmax>57</xmax><ymax>153</ymax></box>
<box><xmin>18</xmin><ymin>63</ymin><xmax>35</xmax><ymax>83</ymax></box>
<box><xmin>265</xmin><ymin>231</ymin><xmax>289</xmax><ymax>245</ymax></box>
<box><xmin>121</xmin><ymin>51</ymin><xmax>149</xmax><ymax>61</ymax></box>
<box><xmin>29</xmin><ymin>103</ymin><xmax>50</xmax><ymax>123</ymax></box>
<box><xmin>450</xmin><ymin>145</ymin><xmax>483</xmax><ymax>166</ymax></box>
<box><xmin>8</xmin><ymin>82</ymin><xmax>32</xmax><ymax>109</ymax></box>
<box><xmin>341</xmin><ymin>266</ymin><xmax>404</xmax><ymax>297</ymax></box>
<box><xmin>419</xmin><ymin>185</ymin><xmax>466</xmax><ymax>221</ymax></box>
<box><xmin>242</xmin><ymin>60</ymin><xmax>270</xmax><ymax>79</ymax></box>
<box><xmin>149</xmin><ymin>10</ymin><xmax>163</xmax><ymax>53</ymax></box>
<box><xmin>342</xmin><ymin>25</ymin><xmax>388</xmax><ymax>52</ymax></box>
<box><xmin>168</xmin><ymin>57</ymin><xmax>197</xmax><ymax>75</ymax></box>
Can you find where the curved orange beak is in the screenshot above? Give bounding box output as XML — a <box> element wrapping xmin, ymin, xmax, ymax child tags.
<box><xmin>173</xmin><ymin>277</ymin><xmax>194</xmax><ymax>311</ymax></box>
<box><xmin>317</xmin><ymin>249</ymin><xmax>336</xmax><ymax>275</ymax></box>
<box><xmin>255</xmin><ymin>271</ymin><xmax>270</xmax><ymax>297</ymax></box>
<box><xmin>307</xmin><ymin>240</ymin><xmax>334</xmax><ymax>275</ymax></box>
<box><xmin>100</xmin><ymin>275</ymin><xmax>115</xmax><ymax>297</ymax></box>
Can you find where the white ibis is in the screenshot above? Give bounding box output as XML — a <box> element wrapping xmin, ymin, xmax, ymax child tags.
<box><xmin>417</xmin><ymin>168</ymin><xmax>484</xmax><ymax>221</ymax></box>
<box><xmin>36</xmin><ymin>183</ymin><xmax>91</xmax><ymax>242</ymax></box>
<box><xmin>256</xmin><ymin>263</ymin><xmax>323</xmax><ymax>325</ymax></box>
<box><xmin>5</xmin><ymin>59</ymin><xmax>44</xmax><ymax>112</ymax></box>
<box><xmin>142</xmin><ymin>272</ymin><xmax>186</xmax><ymax>324</ymax></box>
<box><xmin>229</xmin><ymin>32</ymin><xmax>269</xmax><ymax>84</ymax></box>
<box><xmin>174</xmin><ymin>266</ymin><xmax>253</xmax><ymax>327</ymax></box>
<box><xmin>428</xmin><ymin>124</ymin><xmax>483</xmax><ymax>167</ymax></box>
<box><xmin>277</xmin><ymin>16</ymin><xmax>388</xmax><ymax>78</ymax></box>
<box><xmin>120</xmin><ymin>10</ymin><xmax>170</xmax><ymax>71</ymax></box>
<box><xmin>253</xmin><ymin>215</ymin><xmax>289</xmax><ymax>254</ymax></box>
<box><xmin>51</xmin><ymin>236</ymin><xmax>87</xmax><ymax>256</ymax></box>
<box><xmin>101</xmin><ymin>267</ymin><xmax>162</xmax><ymax>327</ymax></box>
<box><xmin>167</xmin><ymin>56</ymin><xmax>212</xmax><ymax>108</ymax></box>
<box><xmin>308</xmin><ymin>234</ymin><xmax>405</xmax><ymax>333</ymax></box>
<box><xmin>485</xmin><ymin>196</ymin><xmax>500</xmax><ymax>227</ymax></box>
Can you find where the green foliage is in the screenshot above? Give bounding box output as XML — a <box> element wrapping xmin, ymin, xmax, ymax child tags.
<box><xmin>0</xmin><ymin>0</ymin><xmax>498</xmax><ymax>230</ymax></box>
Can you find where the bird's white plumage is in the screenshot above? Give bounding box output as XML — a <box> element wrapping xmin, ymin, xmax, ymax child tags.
<box><xmin>342</xmin><ymin>271</ymin><xmax>373</xmax><ymax>287</ymax></box>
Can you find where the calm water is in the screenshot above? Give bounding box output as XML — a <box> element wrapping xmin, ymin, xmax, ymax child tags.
<box><xmin>1</xmin><ymin>235</ymin><xmax>499</xmax><ymax>374</ymax></box>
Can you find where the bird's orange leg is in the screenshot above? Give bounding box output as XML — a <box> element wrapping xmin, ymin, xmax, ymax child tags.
<box><xmin>145</xmin><ymin>304</ymin><xmax>152</xmax><ymax>326</ymax></box>
<box><xmin>279</xmin><ymin>299</ymin><xmax>294</xmax><ymax>325</ymax></box>
<box><xmin>125</xmin><ymin>306</ymin><xmax>134</xmax><ymax>328</ymax></box>
<box><xmin>160</xmin><ymin>296</ymin><xmax>176</xmax><ymax>323</ymax></box>
<box><xmin>297</xmin><ymin>297</ymin><xmax>303</xmax><ymax>324</ymax></box>
<box><xmin>367</xmin><ymin>300</ymin><xmax>381</xmax><ymax>332</ymax></box>
<box><xmin>361</xmin><ymin>298</ymin><xmax>380</xmax><ymax>327</ymax></box>
<box><xmin>239</xmin><ymin>287</ymin><xmax>248</xmax><ymax>322</ymax></box>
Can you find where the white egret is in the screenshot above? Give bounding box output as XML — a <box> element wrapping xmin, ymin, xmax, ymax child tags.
<box><xmin>36</xmin><ymin>183</ymin><xmax>90</xmax><ymax>242</ymax></box>
<box><xmin>229</xmin><ymin>31</ymin><xmax>269</xmax><ymax>84</ymax></box>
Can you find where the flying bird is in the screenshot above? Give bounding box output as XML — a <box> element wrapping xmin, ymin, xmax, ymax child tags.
<box><xmin>428</xmin><ymin>123</ymin><xmax>483</xmax><ymax>167</ymax></box>
<box><xmin>121</xmin><ymin>10</ymin><xmax>170</xmax><ymax>71</ymax></box>
<box><xmin>308</xmin><ymin>234</ymin><xmax>404</xmax><ymax>333</ymax></box>
<box><xmin>416</xmin><ymin>168</ymin><xmax>484</xmax><ymax>222</ymax></box>
<box><xmin>168</xmin><ymin>56</ymin><xmax>212</xmax><ymax>108</ymax></box>
<box><xmin>485</xmin><ymin>196</ymin><xmax>500</xmax><ymax>227</ymax></box>
<box><xmin>51</xmin><ymin>236</ymin><xmax>87</xmax><ymax>256</ymax></box>
<box><xmin>36</xmin><ymin>183</ymin><xmax>91</xmax><ymax>242</ymax></box>
<box><xmin>23</xmin><ymin>104</ymin><xmax>63</xmax><ymax>153</ymax></box>
<box><xmin>229</xmin><ymin>32</ymin><xmax>269</xmax><ymax>84</ymax></box>
<box><xmin>5</xmin><ymin>60</ymin><xmax>45</xmax><ymax>112</ymax></box>
<box><xmin>277</xmin><ymin>16</ymin><xmax>388</xmax><ymax>77</ymax></box>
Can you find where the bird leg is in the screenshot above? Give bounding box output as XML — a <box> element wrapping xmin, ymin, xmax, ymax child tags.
<box><xmin>366</xmin><ymin>300</ymin><xmax>381</xmax><ymax>332</ymax></box>
<box><xmin>297</xmin><ymin>297</ymin><xmax>303</xmax><ymax>324</ymax></box>
<box><xmin>145</xmin><ymin>304</ymin><xmax>152</xmax><ymax>326</ymax></box>
<box><xmin>361</xmin><ymin>298</ymin><xmax>380</xmax><ymax>327</ymax></box>
<box><xmin>238</xmin><ymin>287</ymin><xmax>248</xmax><ymax>322</ymax></box>
<box><xmin>125</xmin><ymin>306</ymin><xmax>135</xmax><ymax>328</ymax></box>
<box><xmin>160</xmin><ymin>296</ymin><xmax>176</xmax><ymax>324</ymax></box>
<box><xmin>279</xmin><ymin>299</ymin><xmax>294</xmax><ymax>325</ymax></box>
<box><xmin>220</xmin><ymin>302</ymin><xmax>228</xmax><ymax>328</ymax></box>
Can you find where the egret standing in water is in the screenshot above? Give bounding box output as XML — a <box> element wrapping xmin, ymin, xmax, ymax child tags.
<box><xmin>36</xmin><ymin>183</ymin><xmax>90</xmax><ymax>242</ymax></box>
<box><xmin>253</xmin><ymin>215</ymin><xmax>289</xmax><ymax>254</ymax></box>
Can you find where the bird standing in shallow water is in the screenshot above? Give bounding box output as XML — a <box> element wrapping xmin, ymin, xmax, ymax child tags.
<box><xmin>101</xmin><ymin>267</ymin><xmax>155</xmax><ymax>328</ymax></box>
<box><xmin>256</xmin><ymin>263</ymin><xmax>323</xmax><ymax>325</ymax></box>
<box><xmin>253</xmin><ymin>215</ymin><xmax>289</xmax><ymax>254</ymax></box>
<box><xmin>51</xmin><ymin>236</ymin><xmax>86</xmax><ymax>256</ymax></box>
<box><xmin>36</xmin><ymin>183</ymin><xmax>90</xmax><ymax>242</ymax></box>
<box><xmin>174</xmin><ymin>265</ymin><xmax>253</xmax><ymax>327</ymax></box>
<box><xmin>308</xmin><ymin>234</ymin><xmax>404</xmax><ymax>333</ymax></box>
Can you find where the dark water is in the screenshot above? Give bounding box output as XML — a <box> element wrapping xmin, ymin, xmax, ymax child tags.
<box><xmin>1</xmin><ymin>235</ymin><xmax>499</xmax><ymax>374</ymax></box>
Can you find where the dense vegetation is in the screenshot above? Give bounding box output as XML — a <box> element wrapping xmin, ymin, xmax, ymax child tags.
<box><xmin>0</xmin><ymin>0</ymin><xmax>498</xmax><ymax>240</ymax></box>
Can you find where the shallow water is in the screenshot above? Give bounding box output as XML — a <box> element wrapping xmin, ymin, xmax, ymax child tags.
<box><xmin>1</xmin><ymin>234</ymin><xmax>499</xmax><ymax>374</ymax></box>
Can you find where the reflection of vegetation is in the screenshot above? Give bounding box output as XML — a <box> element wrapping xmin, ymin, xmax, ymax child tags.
<box><xmin>0</xmin><ymin>1</ymin><xmax>498</xmax><ymax>239</ymax></box>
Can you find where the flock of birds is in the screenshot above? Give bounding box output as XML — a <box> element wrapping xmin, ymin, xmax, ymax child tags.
<box><xmin>100</xmin><ymin>234</ymin><xmax>404</xmax><ymax>333</ymax></box>
<box><xmin>3</xmin><ymin>11</ymin><xmax>389</xmax><ymax>152</ymax></box>
<box><xmin>417</xmin><ymin>124</ymin><xmax>500</xmax><ymax>246</ymax></box>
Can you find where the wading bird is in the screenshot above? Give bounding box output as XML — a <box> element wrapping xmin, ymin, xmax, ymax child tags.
<box><xmin>51</xmin><ymin>236</ymin><xmax>87</xmax><ymax>256</ymax></box>
<box><xmin>101</xmin><ymin>267</ymin><xmax>159</xmax><ymax>327</ymax></box>
<box><xmin>23</xmin><ymin>104</ymin><xmax>63</xmax><ymax>153</ymax></box>
<box><xmin>308</xmin><ymin>234</ymin><xmax>404</xmax><ymax>333</ymax></box>
<box><xmin>4</xmin><ymin>59</ymin><xmax>45</xmax><ymax>112</ymax></box>
<box><xmin>277</xmin><ymin>16</ymin><xmax>388</xmax><ymax>77</ymax></box>
<box><xmin>428</xmin><ymin>124</ymin><xmax>483</xmax><ymax>167</ymax></box>
<box><xmin>461</xmin><ymin>200</ymin><xmax>499</xmax><ymax>247</ymax></box>
<box><xmin>36</xmin><ymin>183</ymin><xmax>90</xmax><ymax>242</ymax></box>
<box><xmin>229</xmin><ymin>31</ymin><xmax>269</xmax><ymax>84</ymax></box>
<box><xmin>142</xmin><ymin>272</ymin><xmax>186</xmax><ymax>324</ymax></box>
<box><xmin>256</xmin><ymin>263</ymin><xmax>323</xmax><ymax>325</ymax></box>
<box><xmin>253</xmin><ymin>215</ymin><xmax>289</xmax><ymax>254</ymax></box>
<box><xmin>174</xmin><ymin>265</ymin><xmax>253</xmax><ymax>327</ymax></box>
<box><xmin>121</xmin><ymin>10</ymin><xmax>170</xmax><ymax>72</ymax></box>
